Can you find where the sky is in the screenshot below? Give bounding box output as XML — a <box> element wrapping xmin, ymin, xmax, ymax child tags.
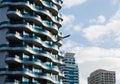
<box><xmin>60</xmin><ymin>0</ymin><xmax>120</xmax><ymax>84</ymax></box>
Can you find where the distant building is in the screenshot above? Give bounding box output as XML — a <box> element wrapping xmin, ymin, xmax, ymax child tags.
<box><xmin>88</xmin><ymin>69</ymin><xmax>116</xmax><ymax>84</ymax></box>
<box><xmin>61</xmin><ymin>53</ymin><xmax>79</xmax><ymax>84</ymax></box>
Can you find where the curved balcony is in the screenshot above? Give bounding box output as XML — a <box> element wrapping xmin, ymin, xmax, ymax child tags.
<box><xmin>58</xmin><ymin>13</ymin><xmax>63</xmax><ymax>21</ymax></box>
<box><xmin>40</xmin><ymin>0</ymin><xmax>58</xmax><ymax>14</ymax></box>
<box><xmin>5</xmin><ymin>79</ymin><xmax>20</xmax><ymax>84</ymax></box>
<box><xmin>1</xmin><ymin>0</ymin><xmax>62</xmax><ymax>27</ymax></box>
<box><xmin>5</xmin><ymin>55</ymin><xmax>60</xmax><ymax>74</ymax></box>
<box><xmin>58</xmin><ymin>71</ymin><xmax>64</xmax><ymax>78</ymax></box>
<box><xmin>0</xmin><ymin>67</ymin><xmax>58</xmax><ymax>84</ymax></box>
<box><xmin>58</xmin><ymin>32</ymin><xmax>63</xmax><ymax>38</ymax></box>
<box><xmin>50</xmin><ymin>54</ymin><xmax>63</xmax><ymax>65</ymax></box>
<box><xmin>52</xmin><ymin>0</ymin><xmax>62</xmax><ymax>9</ymax></box>
<box><xmin>7</xmin><ymin>10</ymin><xmax>59</xmax><ymax>33</ymax></box>
<box><xmin>0</xmin><ymin>21</ymin><xmax>62</xmax><ymax>46</ymax></box>
<box><xmin>34</xmin><ymin>50</ymin><xmax>63</xmax><ymax>65</ymax></box>
<box><xmin>0</xmin><ymin>43</ymin><xmax>61</xmax><ymax>64</ymax></box>
<box><xmin>0</xmin><ymin>44</ymin><xmax>36</xmax><ymax>56</ymax></box>
<box><xmin>34</xmin><ymin>73</ymin><xmax>58</xmax><ymax>84</ymax></box>
<box><xmin>33</xmin><ymin>48</ymin><xmax>62</xmax><ymax>65</ymax></box>
<box><xmin>0</xmin><ymin>67</ymin><xmax>34</xmax><ymax>77</ymax></box>
<box><xmin>33</xmin><ymin>5</ymin><xmax>62</xmax><ymax>27</ymax></box>
<box><xmin>6</xmin><ymin>31</ymin><xmax>59</xmax><ymax>53</ymax></box>
<box><xmin>58</xmin><ymin>51</ymin><xmax>64</xmax><ymax>58</ymax></box>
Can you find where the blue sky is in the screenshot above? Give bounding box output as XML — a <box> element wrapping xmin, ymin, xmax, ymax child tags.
<box><xmin>60</xmin><ymin>0</ymin><xmax>120</xmax><ymax>84</ymax></box>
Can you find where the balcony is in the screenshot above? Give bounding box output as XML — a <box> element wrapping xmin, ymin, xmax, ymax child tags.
<box><xmin>7</xmin><ymin>9</ymin><xmax>59</xmax><ymax>32</ymax></box>
<box><xmin>5</xmin><ymin>79</ymin><xmax>20</xmax><ymax>84</ymax></box>
<box><xmin>52</xmin><ymin>0</ymin><xmax>62</xmax><ymax>9</ymax></box>
<box><xmin>58</xmin><ymin>51</ymin><xmax>64</xmax><ymax>58</ymax></box>
<box><xmin>42</xmin><ymin>0</ymin><xmax>58</xmax><ymax>11</ymax></box>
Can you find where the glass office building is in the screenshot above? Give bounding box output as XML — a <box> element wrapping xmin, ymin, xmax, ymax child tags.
<box><xmin>0</xmin><ymin>0</ymin><xmax>64</xmax><ymax>83</ymax></box>
<box><xmin>61</xmin><ymin>53</ymin><xmax>79</xmax><ymax>84</ymax></box>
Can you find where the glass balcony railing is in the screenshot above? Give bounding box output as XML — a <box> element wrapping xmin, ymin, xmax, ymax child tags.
<box><xmin>45</xmin><ymin>41</ymin><xmax>55</xmax><ymax>47</ymax></box>
<box><xmin>22</xmin><ymin>81</ymin><xmax>30</xmax><ymax>84</ymax></box>
<box><xmin>42</xmin><ymin>0</ymin><xmax>58</xmax><ymax>11</ymax></box>
<box><xmin>34</xmin><ymin>5</ymin><xmax>45</xmax><ymax>11</ymax></box>
<box><xmin>32</xmin><ymin>58</ymin><xmax>41</xmax><ymax>63</ymax></box>
<box><xmin>1</xmin><ymin>0</ymin><xmax>62</xmax><ymax>24</ymax></box>
<box><xmin>0</xmin><ymin>67</ymin><xmax>8</xmax><ymax>71</ymax></box>
<box><xmin>0</xmin><ymin>67</ymin><xmax>31</xmax><ymax>73</ymax></box>
<box><xmin>0</xmin><ymin>21</ymin><xmax>57</xmax><ymax>39</ymax></box>
<box><xmin>45</xmin><ymin>21</ymin><xmax>54</xmax><ymax>27</ymax></box>
<box><xmin>22</xmin><ymin>57</ymin><xmax>29</xmax><ymax>61</ymax></box>
<box><xmin>33</xmin><ymin>81</ymin><xmax>39</xmax><ymax>84</ymax></box>
<box><xmin>0</xmin><ymin>21</ymin><xmax>9</xmax><ymax>25</ymax></box>
<box><xmin>0</xmin><ymin>44</ymin><xmax>9</xmax><ymax>47</ymax></box>
<box><xmin>1</xmin><ymin>0</ymin><xmax>28</xmax><ymax>3</ymax></box>
<box><xmin>0</xmin><ymin>67</ymin><xmax>59</xmax><ymax>82</ymax></box>
<box><xmin>6</xmin><ymin>54</ymin><xmax>20</xmax><ymax>59</ymax></box>
<box><xmin>34</xmin><ymin>26</ymin><xmax>44</xmax><ymax>32</ymax></box>
<box><xmin>6</xmin><ymin>54</ymin><xmax>43</xmax><ymax>64</ymax></box>
<box><xmin>5</xmin><ymin>79</ymin><xmax>20</xmax><ymax>84</ymax></box>
<box><xmin>44</xmin><ymin>62</ymin><xmax>59</xmax><ymax>70</ymax></box>
<box><xmin>33</xmin><ymin>71</ymin><xmax>42</xmax><ymax>76</ymax></box>
<box><xmin>0</xmin><ymin>21</ymin><xmax>27</xmax><ymax>26</ymax></box>
<box><xmin>33</xmin><ymin>48</ymin><xmax>44</xmax><ymax>53</ymax></box>
<box><xmin>0</xmin><ymin>43</ymin><xmax>30</xmax><ymax>48</ymax></box>
<box><xmin>1</xmin><ymin>0</ymin><xmax>10</xmax><ymax>3</ymax></box>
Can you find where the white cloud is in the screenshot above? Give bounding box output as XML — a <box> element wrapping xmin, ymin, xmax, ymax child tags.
<box><xmin>62</xmin><ymin>14</ymin><xmax>82</xmax><ymax>32</ymax></box>
<box><xmin>61</xmin><ymin>40</ymin><xmax>78</xmax><ymax>51</ymax></box>
<box><xmin>62</xmin><ymin>14</ymin><xmax>75</xmax><ymax>25</ymax></box>
<box><xmin>62</xmin><ymin>41</ymin><xmax>120</xmax><ymax>63</ymax></box>
<box><xmin>89</xmin><ymin>15</ymin><xmax>106</xmax><ymax>24</ymax></box>
<box><xmin>83</xmin><ymin>9</ymin><xmax>120</xmax><ymax>43</ymax></box>
<box><xmin>63</xmin><ymin>0</ymin><xmax>87</xmax><ymax>8</ymax></box>
<box><xmin>111</xmin><ymin>0</ymin><xmax>120</xmax><ymax>5</ymax></box>
<box><xmin>89</xmin><ymin>18</ymin><xmax>96</xmax><ymax>23</ymax></box>
<box><xmin>74</xmin><ymin>24</ymin><xmax>82</xmax><ymax>32</ymax></box>
<box><xmin>73</xmin><ymin>46</ymin><xmax>120</xmax><ymax>63</ymax></box>
<box><xmin>97</xmin><ymin>15</ymin><xmax>106</xmax><ymax>23</ymax></box>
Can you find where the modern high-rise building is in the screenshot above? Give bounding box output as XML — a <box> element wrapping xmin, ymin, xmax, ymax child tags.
<box><xmin>88</xmin><ymin>69</ymin><xmax>116</xmax><ymax>84</ymax></box>
<box><xmin>61</xmin><ymin>53</ymin><xmax>79</xmax><ymax>84</ymax></box>
<box><xmin>0</xmin><ymin>0</ymin><xmax>64</xmax><ymax>84</ymax></box>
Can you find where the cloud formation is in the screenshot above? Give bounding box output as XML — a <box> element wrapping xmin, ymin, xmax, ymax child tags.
<box><xmin>83</xmin><ymin>9</ymin><xmax>120</xmax><ymax>43</ymax></box>
<box><xmin>111</xmin><ymin>0</ymin><xmax>120</xmax><ymax>5</ymax></box>
<box><xmin>62</xmin><ymin>14</ymin><xmax>75</xmax><ymax>25</ymax></box>
<box><xmin>62</xmin><ymin>14</ymin><xmax>82</xmax><ymax>32</ymax></box>
<box><xmin>62</xmin><ymin>41</ymin><xmax>120</xmax><ymax>63</ymax></box>
<box><xmin>63</xmin><ymin>0</ymin><xmax>87</xmax><ymax>8</ymax></box>
<box><xmin>89</xmin><ymin>15</ymin><xmax>106</xmax><ymax>24</ymax></box>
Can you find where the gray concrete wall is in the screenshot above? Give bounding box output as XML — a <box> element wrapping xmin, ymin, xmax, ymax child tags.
<box><xmin>0</xmin><ymin>28</ymin><xmax>8</xmax><ymax>44</ymax></box>
<box><xmin>0</xmin><ymin>7</ymin><xmax>9</xmax><ymax>22</ymax></box>
<box><xmin>0</xmin><ymin>51</ymin><xmax>8</xmax><ymax>84</ymax></box>
<box><xmin>0</xmin><ymin>51</ymin><xmax>8</xmax><ymax>68</ymax></box>
<box><xmin>0</xmin><ymin>76</ymin><xmax>6</xmax><ymax>84</ymax></box>
<box><xmin>0</xmin><ymin>4</ymin><xmax>9</xmax><ymax>84</ymax></box>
